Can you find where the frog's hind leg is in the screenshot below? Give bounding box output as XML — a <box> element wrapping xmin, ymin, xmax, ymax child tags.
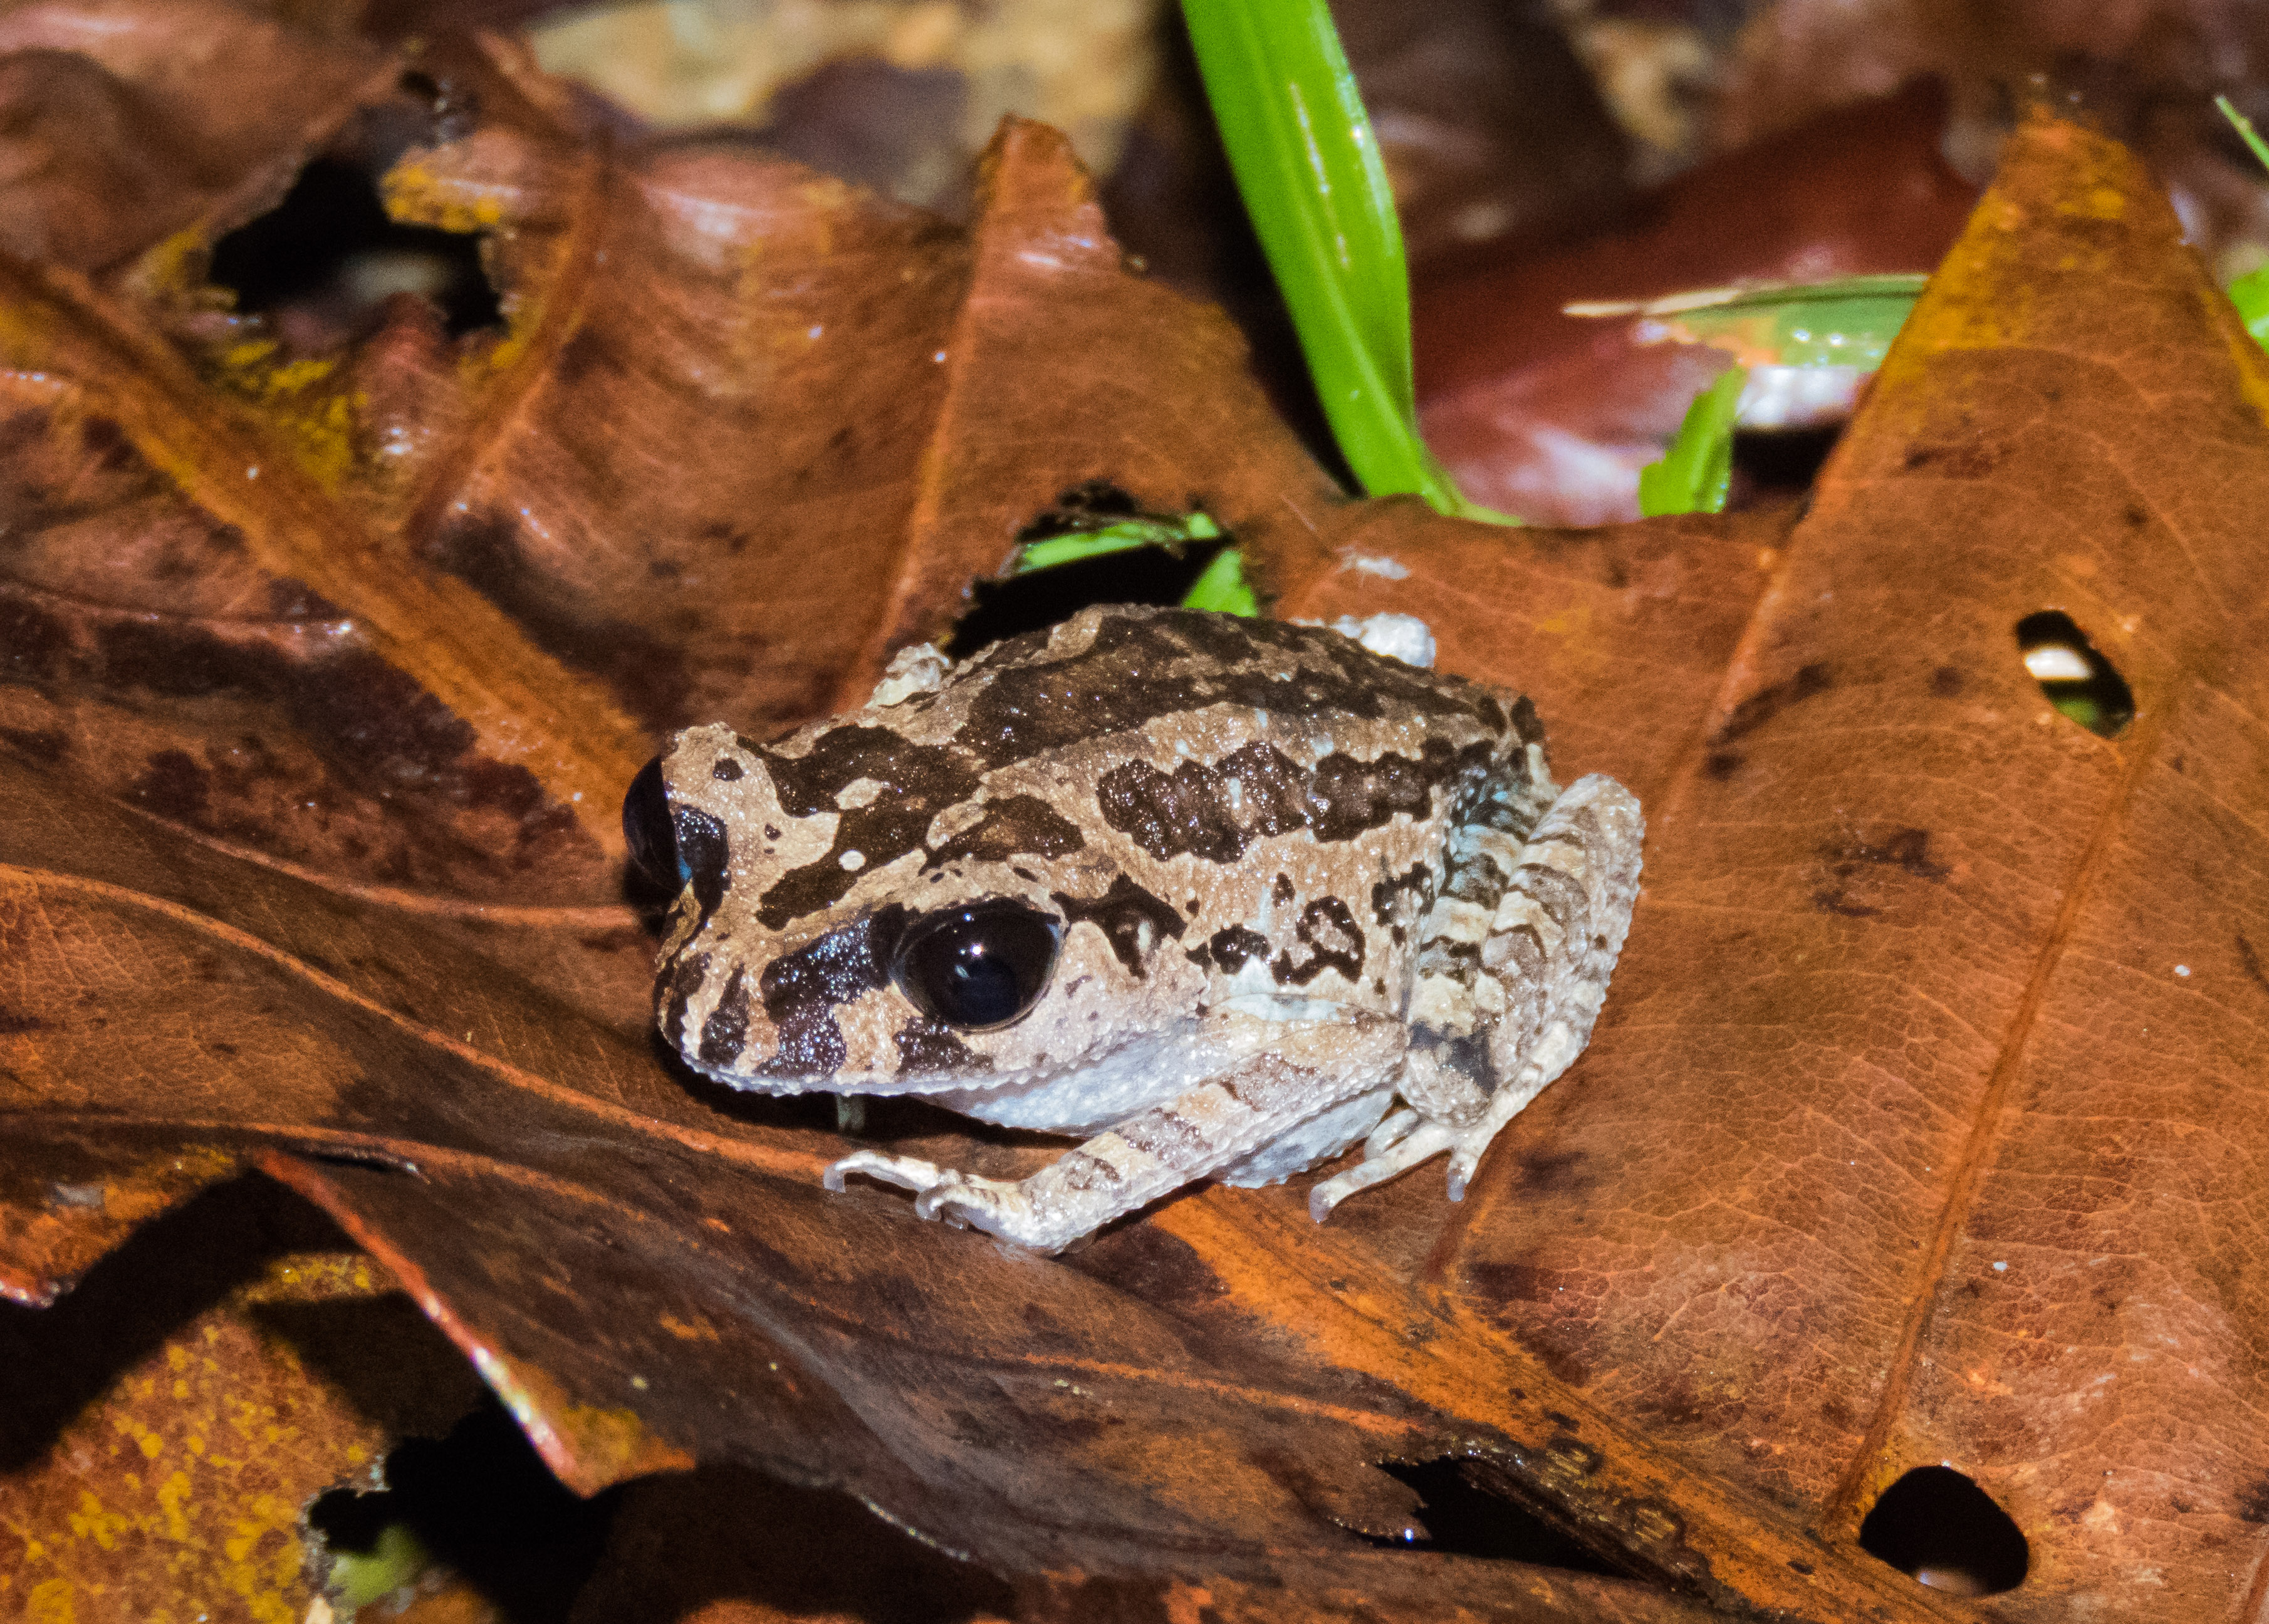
<box><xmin>1310</xmin><ymin>770</ymin><xmax>1643</xmax><ymax>1219</ymax></box>
<box><xmin>827</xmin><ymin>1029</ymin><xmax>1401</xmax><ymax>1253</ymax></box>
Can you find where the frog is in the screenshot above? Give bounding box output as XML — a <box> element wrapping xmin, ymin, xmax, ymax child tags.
<box><xmin>625</xmin><ymin>603</ymin><xmax>1643</xmax><ymax>1254</ymax></box>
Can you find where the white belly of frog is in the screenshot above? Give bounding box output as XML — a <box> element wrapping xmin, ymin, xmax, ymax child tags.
<box><xmin>627</xmin><ymin>605</ymin><xmax>1642</xmax><ymax>1253</ymax></box>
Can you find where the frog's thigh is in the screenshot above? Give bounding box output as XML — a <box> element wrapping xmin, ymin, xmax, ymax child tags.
<box><xmin>827</xmin><ymin>1034</ymin><xmax>1395</xmax><ymax>1253</ymax></box>
<box><xmin>1311</xmin><ymin>771</ymin><xmax>1644</xmax><ymax>1218</ymax></box>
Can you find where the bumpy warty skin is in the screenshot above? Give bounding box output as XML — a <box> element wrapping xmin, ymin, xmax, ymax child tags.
<box><xmin>644</xmin><ymin>603</ymin><xmax>1642</xmax><ymax>1250</ymax></box>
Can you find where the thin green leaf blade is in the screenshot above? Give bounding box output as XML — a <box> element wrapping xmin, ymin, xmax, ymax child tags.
<box><xmin>1637</xmin><ymin>366</ymin><xmax>1746</xmax><ymax>516</ymax></box>
<box><xmin>1572</xmin><ymin>275</ymin><xmax>1926</xmax><ymax>371</ymax></box>
<box><xmin>2213</xmin><ymin>98</ymin><xmax>2269</xmax><ymax>350</ymax></box>
<box><xmin>1181</xmin><ymin>0</ymin><xmax>1501</xmax><ymax>521</ymax></box>
<box><xmin>1013</xmin><ymin>513</ymin><xmax>1221</xmax><ymax>573</ymax></box>
<box><xmin>1181</xmin><ymin>548</ymin><xmax>1259</xmax><ymax>615</ymax></box>
<box><xmin>2230</xmin><ymin>265</ymin><xmax>2269</xmax><ymax>345</ymax></box>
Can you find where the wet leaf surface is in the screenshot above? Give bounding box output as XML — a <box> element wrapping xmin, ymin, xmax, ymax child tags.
<box><xmin>5</xmin><ymin>9</ymin><xmax>2268</xmax><ymax>1621</ymax></box>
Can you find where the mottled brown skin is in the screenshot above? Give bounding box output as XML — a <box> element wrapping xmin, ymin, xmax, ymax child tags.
<box><xmin>650</xmin><ymin>605</ymin><xmax>1642</xmax><ymax>1250</ymax></box>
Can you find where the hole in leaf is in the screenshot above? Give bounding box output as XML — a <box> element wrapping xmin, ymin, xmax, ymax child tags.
<box><xmin>1729</xmin><ymin>423</ymin><xmax>1842</xmax><ymax>508</ymax></box>
<box><xmin>2015</xmin><ymin>610</ymin><xmax>2134</xmax><ymax>737</ymax></box>
<box><xmin>949</xmin><ymin>482</ymin><xmax>1236</xmax><ymax>653</ymax></box>
<box><xmin>1360</xmin><ymin>1456</ymin><xmax>1621</xmax><ymax>1573</ymax></box>
<box><xmin>1857</xmin><ymin>1465</ymin><xmax>2029</xmax><ymax>1596</ymax></box>
<box><xmin>210</xmin><ymin>154</ymin><xmax>500</xmax><ymax>353</ymax></box>
<box><xmin>308</xmin><ymin>1399</ymin><xmax>616</xmax><ymax>1617</ymax></box>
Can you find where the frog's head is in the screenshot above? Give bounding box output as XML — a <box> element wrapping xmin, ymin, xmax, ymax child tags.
<box><xmin>625</xmin><ymin>717</ymin><xmax>1199</xmax><ymax>1096</ymax></box>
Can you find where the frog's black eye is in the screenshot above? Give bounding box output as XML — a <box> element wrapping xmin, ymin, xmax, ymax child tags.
<box><xmin>622</xmin><ymin>756</ymin><xmax>683</xmax><ymax>885</ymax></box>
<box><xmin>893</xmin><ymin>902</ymin><xmax>1061</xmax><ymax>1031</ymax></box>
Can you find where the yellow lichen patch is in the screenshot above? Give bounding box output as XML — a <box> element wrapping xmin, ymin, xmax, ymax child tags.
<box><xmin>1872</xmin><ymin>114</ymin><xmax>2160</xmax><ymax>388</ymax></box>
<box><xmin>193</xmin><ymin>345</ymin><xmax>365</xmax><ymax>492</ymax></box>
<box><xmin>382</xmin><ymin>157</ymin><xmax>509</xmax><ymax>236</ymax></box>
<box><xmin>276</xmin><ymin>388</ymin><xmax>362</xmax><ymax>492</ymax></box>
<box><xmin>2065</xmin><ymin>183</ymin><xmax>2126</xmax><ymax>223</ymax></box>
<box><xmin>478</xmin><ymin>1354</ymin><xmax>694</xmax><ymax>1494</ymax></box>
<box><xmin>127</xmin><ymin>225</ymin><xmax>221</xmax><ymax>305</ymax></box>
<box><xmin>155</xmin><ymin>1470</ymin><xmax>194</xmax><ymax>1543</ymax></box>
<box><xmin>26</xmin><ymin>1577</ymin><xmax>76</xmax><ymax>1624</ymax></box>
<box><xmin>66</xmin><ymin>1491</ymin><xmax>133</xmax><ymax>1553</ymax></box>
<box><xmin>222</xmin><ymin>338</ymin><xmax>281</xmax><ymax>373</ymax></box>
<box><xmin>260</xmin><ymin>358</ymin><xmax>339</xmax><ymax>398</ymax></box>
<box><xmin>464</xmin><ymin>301</ymin><xmax>538</xmax><ymax>382</ymax></box>
<box><xmin>221</xmin><ymin>1491</ymin><xmax>303</xmax><ymax>1622</ymax></box>
<box><xmin>0</xmin><ymin>1244</ymin><xmax>479</xmax><ymax>1624</ymax></box>
<box><xmin>246</xmin><ymin>1251</ymin><xmax>382</xmax><ymax>1303</ymax></box>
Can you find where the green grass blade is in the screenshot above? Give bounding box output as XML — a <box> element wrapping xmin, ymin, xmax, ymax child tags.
<box><xmin>1637</xmin><ymin>366</ymin><xmax>1745</xmax><ymax>516</ymax></box>
<box><xmin>1181</xmin><ymin>0</ymin><xmax>1505</xmax><ymax>521</ymax></box>
<box><xmin>2229</xmin><ymin>264</ymin><xmax>2269</xmax><ymax>345</ymax></box>
<box><xmin>2213</xmin><ymin>98</ymin><xmax>2269</xmax><ymax>346</ymax></box>
<box><xmin>1570</xmin><ymin>274</ymin><xmax>1925</xmax><ymax>371</ymax></box>
<box><xmin>2218</xmin><ymin>95</ymin><xmax>2269</xmax><ymax>172</ymax></box>
<box><xmin>1013</xmin><ymin>513</ymin><xmax>1221</xmax><ymax>572</ymax></box>
<box><xmin>1181</xmin><ymin>548</ymin><xmax>1260</xmax><ymax>615</ymax></box>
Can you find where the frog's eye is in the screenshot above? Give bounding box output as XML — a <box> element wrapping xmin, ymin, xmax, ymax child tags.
<box><xmin>894</xmin><ymin>902</ymin><xmax>1061</xmax><ymax>1031</ymax></box>
<box><xmin>622</xmin><ymin>756</ymin><xmax>684</xmax><ymax>885</ymax></box>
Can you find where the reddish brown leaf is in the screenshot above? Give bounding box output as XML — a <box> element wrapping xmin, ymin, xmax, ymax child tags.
<box><xmin>1440</xmin><ymin>114</ymin><xmax>2269</xmax><ymax>1616</ymax></box>
<box><xmin>0</xmin><ymin>1</ymin><xmax>389</xmax><ymax>273</ymax></box>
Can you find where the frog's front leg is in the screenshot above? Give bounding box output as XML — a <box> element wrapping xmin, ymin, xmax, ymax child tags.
<box><xmin>1309</xmin><ymin>769</ymin><xmax>1643</xmax><ymax>1219</ymax></box>
<box><xmin>827</xmin><ymin>1014</ymin><xmax>1404</xmax><ymax>1252</ymax></box>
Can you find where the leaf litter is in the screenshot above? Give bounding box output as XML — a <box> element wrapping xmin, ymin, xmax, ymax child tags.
<box><xmin>3</xmin><ymin>10</ymin><xmax>2267</xmax><ymax>1621</ymax></box>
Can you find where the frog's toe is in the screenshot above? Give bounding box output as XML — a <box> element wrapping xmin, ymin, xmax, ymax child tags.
<box><xmin>824</xmin><ymin>1149</ymin><xmax>945</xmax><ymax>1195</ymax></box>
<box><xmin>1307</xmin><ymin>1120</ymin><xmax>1457</xmax><ymax>1221</ymax></box>
<box><xmin>912</xmin><ymin>1172</ymin><xmax>1021</xmax><ymax>1225</ymax></box>
<box><xmin>1365</xmin><ymin>1106</ymin><xmax>1424</xmax><ymax>1157</ymax></box>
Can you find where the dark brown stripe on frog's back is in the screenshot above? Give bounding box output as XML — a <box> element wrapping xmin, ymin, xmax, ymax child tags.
<box><xmin>1284</xmin><ymin>897</ymin><xmax>1364</xmax><ymax>985</ymax></box>
<box><xmin>927</xmin><ymin>793</ymin><xmax>1086</xmax><ymax>866</ymax></box>
<box><xmin>1097</xmin><ymin>736</ymin><xmax>1498</xmax><ymax>863</ymax></box>
<box><xmin>1199</xmin><ymin>898</ymin><xmax>1368</xmax><ymax>989</ymax></box>
<box><xmin>956</xmin><ymin>607</ymin><xmax>1517</xmax><ymax>769</ymax></box>
<box><xmin>744</xmin><ymin>605</ymin><xmax>1531</xmax><ymax>932</ymax></box>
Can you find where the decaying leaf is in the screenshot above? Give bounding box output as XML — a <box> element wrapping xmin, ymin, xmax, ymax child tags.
<box><xmin>5</xmin><ymin>6</ymin><xmax>2269</xmax><ymax>1620</ymax></box>
<box><xmin>0</xmin><ymin>1180</ymin><xmax>488</xmax><ymax>1622</ymax></box>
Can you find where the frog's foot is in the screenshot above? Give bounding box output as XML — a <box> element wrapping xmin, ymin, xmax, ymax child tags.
<box><xmin>823</xmin><ymin>1148</ymin><xmax>941</xmax><ymax>1195</ymax></box>
<box><xmin>825</xmin><ymin>1150</ymin><xmax>1021</xmax><ymax>1221</ymax></box>
<box><xmin>825</xmin><ymin>1150</ymin><xmax>1073</xmax><ymax>1249</ymax></box>
<box><xmin>1307</xmin><ymin>1119</ymin><xmax>1457</xmax><ymax>1221</ymax></box>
